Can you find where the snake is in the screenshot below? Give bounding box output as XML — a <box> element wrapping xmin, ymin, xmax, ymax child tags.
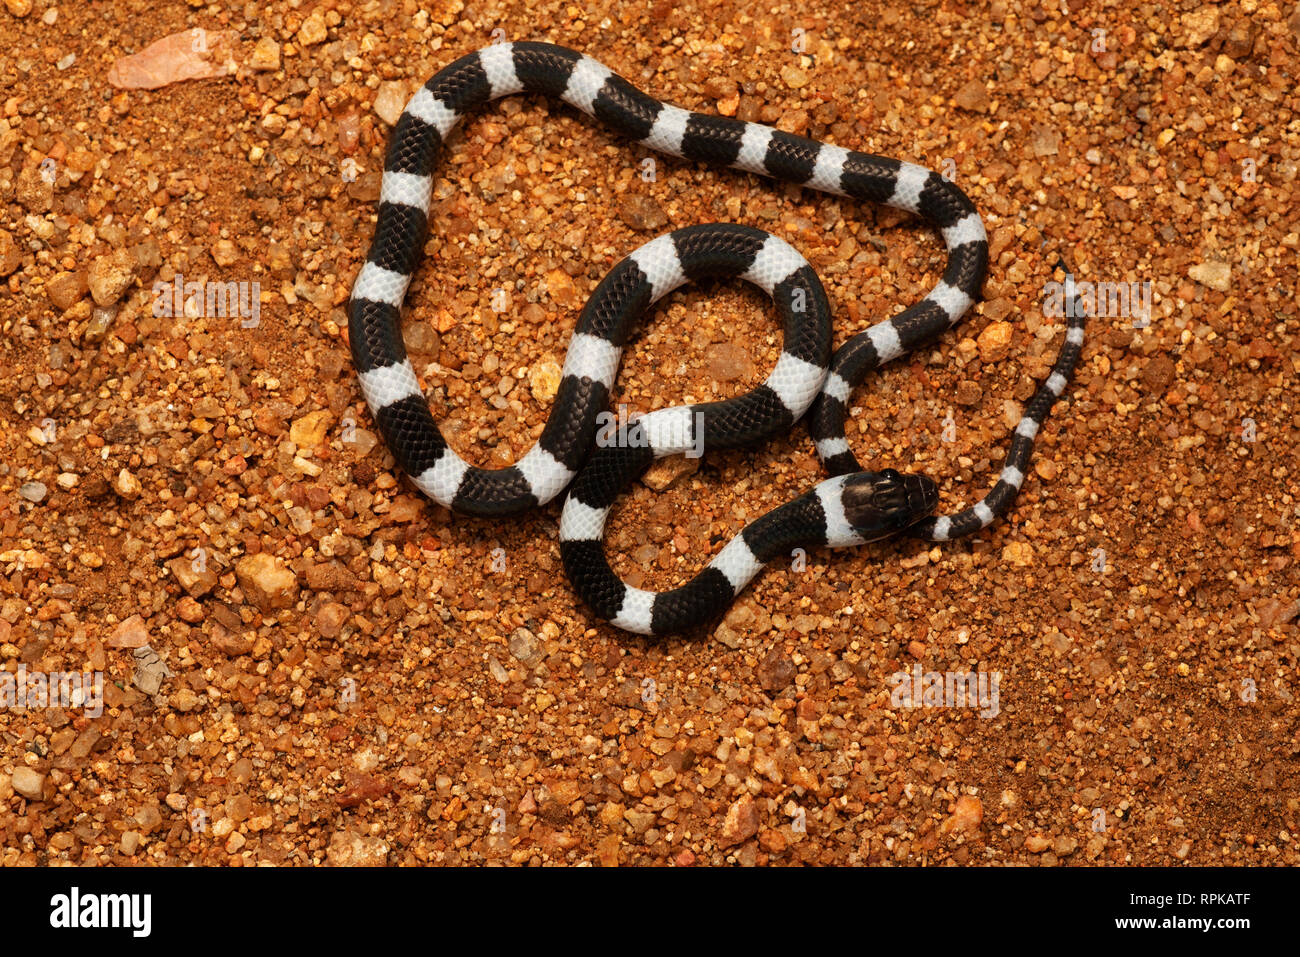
<box><xmin>348</xmin><ymin>41</ymin><xmax>1087</xmax><ymax>636</ymax></box>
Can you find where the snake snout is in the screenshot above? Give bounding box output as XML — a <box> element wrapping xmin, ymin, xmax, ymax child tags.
<box><xmin>904</xmin><ymin>473</ymin><xmax>940</xmax><ymax>516</ymax></box>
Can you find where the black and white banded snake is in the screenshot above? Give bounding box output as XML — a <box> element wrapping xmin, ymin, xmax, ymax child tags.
<box><xmin>347</xmin><ymin>41</ymin><xmax>1086</xmax><ymax>636</ymax></box>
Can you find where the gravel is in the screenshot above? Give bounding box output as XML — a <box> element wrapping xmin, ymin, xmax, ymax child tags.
<box><xmin>0</xmin><ymin>0</ymin><xmax>1295</xmax><ymax>867</ymax></box>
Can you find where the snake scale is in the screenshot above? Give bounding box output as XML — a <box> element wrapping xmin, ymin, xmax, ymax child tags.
<box><xmin>348</xmin><ymin>41</ymin><xmax>1086</xmax><ymax>635</ymax></box>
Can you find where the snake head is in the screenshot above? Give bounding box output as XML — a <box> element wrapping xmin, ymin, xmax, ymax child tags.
<box><xmin>841</xmin><ymin>469</ymin><xmax>938</xmax><ymax>540</ymax></box>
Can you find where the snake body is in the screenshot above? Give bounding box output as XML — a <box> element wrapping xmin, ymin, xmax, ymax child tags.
<box><xmin>348</xmin><ymin>41</ymin><xmax>1086</xmax><ymax>635</ymax></box>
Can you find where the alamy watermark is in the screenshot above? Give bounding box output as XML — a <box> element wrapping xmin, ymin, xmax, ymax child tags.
<box><xmin>1042</xmin><ymin>278</ymin><xmax>1152</xmax><ymax>328</ymax></box>
<box><xmin>889</xmin><ymin>664</ymin><xmax>1000</xmax><ymax>718</ymax></box>
<box><xmin>49</xmin><ymin>887</ymin><xmax>151</xmax><ymax>937</ymax></box>
<box><xmin>595</xmin><ymin>404</ymin><xmax>706</xmax><ymax>458</ymax></box>
<box><xmin>152</xmin><ymin>274</ymin><xmax>260</xmax><ymax>327</ymax></box>
<box><xmin>1</xmin><ymin>666</ymin><xmax>104</xmax><ymax>717</ymax></box>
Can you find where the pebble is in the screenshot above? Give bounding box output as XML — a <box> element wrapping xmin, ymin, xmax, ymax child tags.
<box><xmin>508</xmin><ymin>627</ymin><xmax>542</xmax><ymax>665</ymax></box>
<box><xmin>107</xmin><ymin>28</ymin><xmax>238</xmax><ymax>89</ymax></box>
<box><xmin>326</xmin><ymin>830</ymin><xmax>389</xmax><ymax>866</ymax></box>
<box><xmin>976</xmin><ymin>322</ymin><xmax>1014</xmax><ymax>362</ymax></box>
<box><xmin>624</xmin><ymin>807</ymin><xmax>655</xmax><ymax>834</ymax></box>
<box><xmin>373</xmin><ymin>82</ymin><xmax>409</xmax><ymax>126</ymax></box>
<box><xmin>1142</xmin><ymin>355</ymin><xmax>1176</xmax><ymax>395</ymax></box>
<box><xmin>545</xmin><ymin>269</ymin><xmax>579</xmax><ymax>309</ymax></box>
<box><xmin>706</xmin><ymin>342</ymin><xmax>756</xmax><ymax>381</ymax></box>
<box><xmin>1030</xmin><ymin>125</ymin><xmax>1061</xmax><ymax>157</ymax></box>
<box><xmin>10</xmin><ymin>768</ymin><xmax>44</xmax><ymax>800</ymax></box>
<box><xmin>1181</xmin><ymin>7</ymin><xmax>1220</xmax><ymax>46</ymax></box>
<box><xmin>720</xmin><ymin>794</ymin><xmax>759</xmax><ymax>848</ymax></box>
<box><xmin>597</xmin><ymin>801</ymin><xmax>622</xmax><ymax>827</ymax></box>
<box><xmin>167</xmin><ymin>555</ymin><xmax>218</xmax><ymax>597</ymax></box>
<box><xmin>290</xmin><ymin>410</ymin><xmax>333</xmax><ymax>448</ymax></box>
<box><xmin>713</xmin><ymin>620</ymin><xmax>744</xmax><ymax>650</ymax></box>
<box><xmin>618</xmin><ymin>194</ymin><xmax>668</xmax><ymax>231</ymax></box>
<box><xmin>0</xmin><ymin>229</ymin><xmax>20</xmax><ymax>276</ymax></box>
<box><xmin>235</xmin><ymin>553</ymin><xmax>300</xmax><ymax>611</ymax></box>
<box><xmin>108</xmin><ymin>614</ymin><xmax>150</xmax><ymax>649</ymax></box>
<box><xmin>69</xmin><ymin>729</ymin><xmax>99</xmax><ymax>760</ymax></box>
<box><xmin>88</xmin><ymin>249</ymin><xmax>136</xmax><ymax>306</ymax></box>
<box><xmin>112</xmin><ymin>468</ymin><xmax>142</xmax><ymax>499</ymax></box>
<box><xmin>85</xmin><ymin>305</ymin><xmax>117</xmax><ymax>341</ymax></box>
<box><xmin>954</xmin><ymin>380</ymin><xmax>982</xmax><ymax>406</ymax></box>
<box><xmin>954</xmin><ymin>79</ymin><xmax>990</xmax><ymax>112</ymax></box>
<box><xmin>343</xmin><ymin>427</ymin><xmax>378</xmax><ymax>456</ymax></box>
<box><xmin>17</xmin><ymin>164</ymin><xmax>54</xmax><ymax>212</ymax></box>
<box><xmin>248</xmin><ymin>37</ymin><xmax>281</xmax><ymax>71</ymax></box>
<box><xmin>779</xmin><ymin>65</ymin><xmax>809</xmax><ymax>89</ymax></box>
<box><xmin>640</xmin><ymin>454</ymin><xmax>699</xmax><ymax>491</ymax></box>
<box><xmin>18</xmin><ymin>481</ymin><xmax>46</xmax><ymax>503</ymax></box>
<box><xmin>1188</xmin><ymin>261</ymin><xmax>1230</xmax><ymax>292</ymax></box>
<box><xmin>297</xmin><ymin>11</ymin><xmax>328</xmax><ymax>46</ymax></box>
<box><xmin>171</xmin><ymin>687</ymin><xmax>201</xmax><ymax>712</ymax></box>
<box><xmin>46</xmin><ymin>271</ymin><xmax>88</xmax><ymax>311</ymax></box>
<box><xmin>589</xmin><ymin>834</ymin><xmax>617</xmax><ymax>866</ymax></box>
<box><xmin>315</xmin><ymin>601</ymin><xmax>348</xmax><ymax>638</ymax></box>
<box><xmin>940</xmin><ymin>795</ymin><xmax>984</xmax><ymax>835</ymax></box>
<box><xmin>1001</xmin><ymin>541</ymin><xmax>1034</xmax><ymax>567</ymax></box>
<box><xmin>210</xmin><ymin>239</ymin><xmax>239</xmax><ymax>267</ymax></box>
<box><xmin>211</xmin><ymin>624</ymin><xmax>255</xmax><ymax>657</ymax></box>
<box><xmin>529</xmin><ymin>359</ymin><xmax>563</xmax><ymax>402</ymax></box>
<box><xmin>756</xmin><ymin>648</ymin><xmax>796</xmax><ymax>692</ymax></box>
<box><xmin>1255</xmin><ymin>599</ymin><xmax>1294</xmax><ymax>629</ymax></box>
<box><xmin>305</xmin><ymin>562</ymin><xmax>357</xmax><ymax>593</ymax></box>
<box><xmin>176</xmin><ymin>597</ymin><xmax>204</xmax><ymax>623</ymax></box>
<box><xmin>338</xmin><ymin>113</ymin><xmax>360</xmax><ymax>152</ymax></box>
<box><xmin>4</xmin><ymin>0</ymin><xmax>32</xmax><ymax>17</ymax></box>
<box><xmin>134</xmin><ymin>805</ymin><xmax>163</xmax><ymax>833</ymax></box>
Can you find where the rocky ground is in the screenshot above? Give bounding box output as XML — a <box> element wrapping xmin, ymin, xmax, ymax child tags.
<box><xmin>0</xmin><ymin>0</ymin><xmax>1297</xmax><ymax>865</ymax></box>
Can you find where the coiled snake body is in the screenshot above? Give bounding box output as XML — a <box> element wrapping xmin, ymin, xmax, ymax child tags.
<box><xmin>348</xmin><ymin>42</ymin><xmax>1086</xmax><ymax>635</ymax></box>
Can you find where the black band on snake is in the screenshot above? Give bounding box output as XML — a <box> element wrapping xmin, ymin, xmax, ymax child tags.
<box><xmin>347</xmin><ymin>42</ymin><xmax>1087</xmax><ymax>636</ymax></box>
